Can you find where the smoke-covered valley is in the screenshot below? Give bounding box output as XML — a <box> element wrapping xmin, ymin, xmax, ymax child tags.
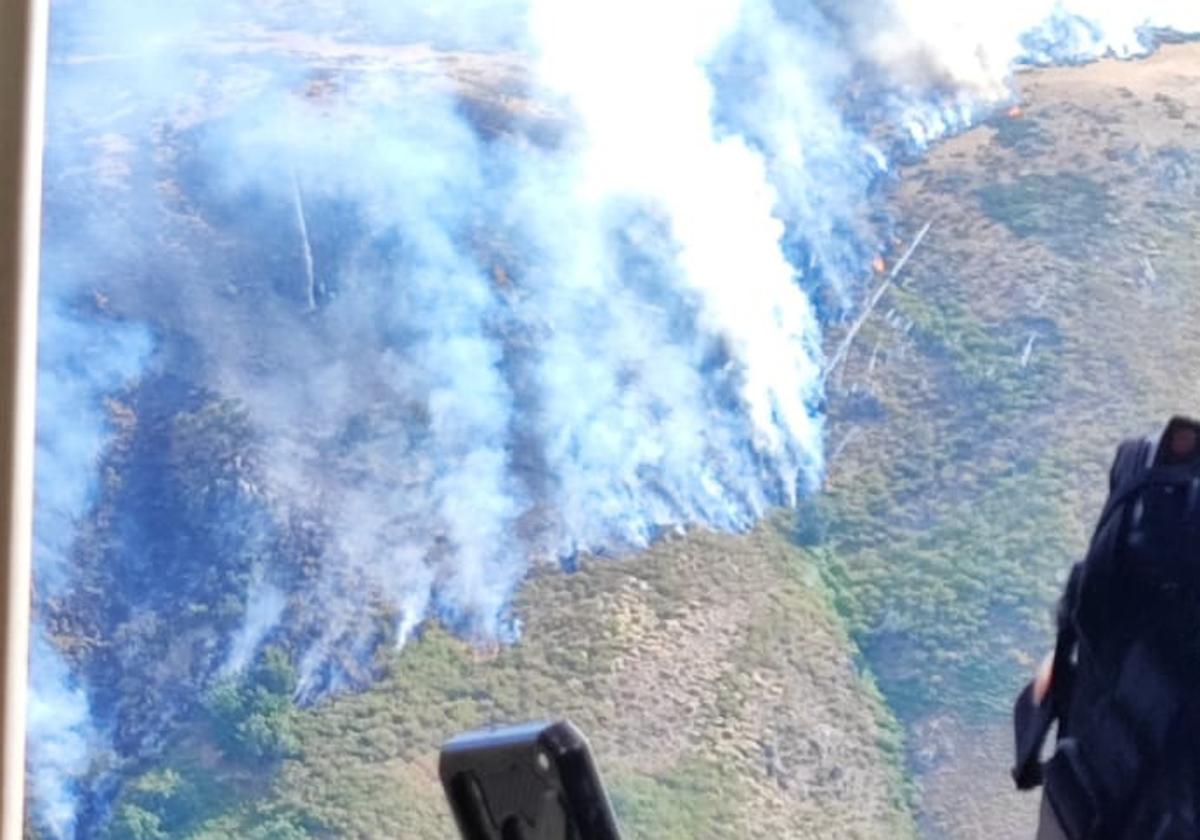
<box><xmin>28</xmin><ymin>1</ymin><xmax>1200</xmax><ymax>837</ymax></box>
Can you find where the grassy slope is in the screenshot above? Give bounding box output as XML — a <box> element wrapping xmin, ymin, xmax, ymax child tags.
<box><xmin>115</xmin><ymin>527</ymin><xmax>914</xmax><ymax>840</ymax></box>
<box><xmin>815</xmin><ymin>42</ymin><xmax>1200</xmax><ymax>838</ymax></box>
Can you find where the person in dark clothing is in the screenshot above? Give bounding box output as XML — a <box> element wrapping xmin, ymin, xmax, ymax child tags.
<box><xmin>1015</xmin><ymin>417</ymin><xmax>1200</xmax><ymax>839</ymax></box>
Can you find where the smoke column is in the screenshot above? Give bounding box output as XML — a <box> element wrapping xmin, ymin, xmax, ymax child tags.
<box><xmin>29</xmin><ymin>0</ymin><xmax>1200</xmax><ymax>835</ymax></box>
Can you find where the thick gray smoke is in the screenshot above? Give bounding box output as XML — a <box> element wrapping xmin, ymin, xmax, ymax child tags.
<box><xmin>29</xmin><ymin>0</ymin><xmax>1200</xmax><ymax>835</ymax></box>
<box><xmin>30</xmin><ymin>288</ymin><xmax>151</xmax><ymax>835</ymax></box>
<box><xmin>27</xmin><ymin>631</ymin><xmax>100</xmax><ymax>840</ymax></box>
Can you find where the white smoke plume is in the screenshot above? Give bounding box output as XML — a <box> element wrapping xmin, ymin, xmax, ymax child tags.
<box><xmin>29</xmin><ymin>0</ymin><xmax>1200</xmax><ymax>835</ymax></box>
<box><xmin>26</xmin><ymin>631</ymin><xmax>100</xmax><ymax>840</ymax></box>
<box><xmin>220</xmin><ymin>580</ymin><xmax>286</xmax><ymax>677</ymax></box>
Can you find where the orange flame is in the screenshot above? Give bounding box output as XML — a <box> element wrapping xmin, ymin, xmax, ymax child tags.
<box><xmin>872</xmin><ymin>255</ymin><xmax>886</xmax><ymax>274</ymax></box>
<box><xmin>1008</xmin><ymin>105</ymin><xmax>1023</xmax><ymax>119</ymax></box>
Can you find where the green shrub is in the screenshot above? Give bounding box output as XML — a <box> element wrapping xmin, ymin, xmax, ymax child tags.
<box><xmin>207</xmin><ymin>647</ymin><xmax>300</xmax><ymax>764</ymax></box>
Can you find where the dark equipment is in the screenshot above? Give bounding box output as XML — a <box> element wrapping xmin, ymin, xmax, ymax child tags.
<box><xmin>1014</xmin><ymin>416</ymin><xmax>1200</xmax><ymax>839</ymax></box>
<box><xmin>440</xmin><ymin>720</ymin><xmax>623</xmax><ymax>840</ymax></box>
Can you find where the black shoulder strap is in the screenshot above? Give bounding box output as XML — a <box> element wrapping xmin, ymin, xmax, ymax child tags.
<box><xmin>1014</xmin><ymin>560</ymin><xmax>1082</xmax><ymax>789</ymax></box>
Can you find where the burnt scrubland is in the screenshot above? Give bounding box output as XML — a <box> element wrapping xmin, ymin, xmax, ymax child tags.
<box><xmin>37</xmin><ymin>38</ymin><xmax>1200</xmax><ymax>840</ymax></box>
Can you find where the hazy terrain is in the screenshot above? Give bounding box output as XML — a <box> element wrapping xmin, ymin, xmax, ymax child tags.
<box><xmin>52</xmin><ymin>41</ymin><xmax>1200</xmax><ymax>840</ymax></box>
<box><xmin>28</xmin><ymin>15</ymin><xmax>1200</xmax><ymax>840</ymax></box>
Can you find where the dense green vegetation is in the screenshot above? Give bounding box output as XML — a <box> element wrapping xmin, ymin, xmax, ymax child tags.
<box><xmin>206</xmin><ymin>648</ymin><xmax>301</xmax><ymax>764</ymax></box>
<box><xmin>977</xmin><ymin>172</ymin><xmax>1114</xmax><ymax>251</ymax></box>
<box><xmin>103</xmin><ymin>648</ymin><xmax>308</xmax><ymax>840</ymax></box>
